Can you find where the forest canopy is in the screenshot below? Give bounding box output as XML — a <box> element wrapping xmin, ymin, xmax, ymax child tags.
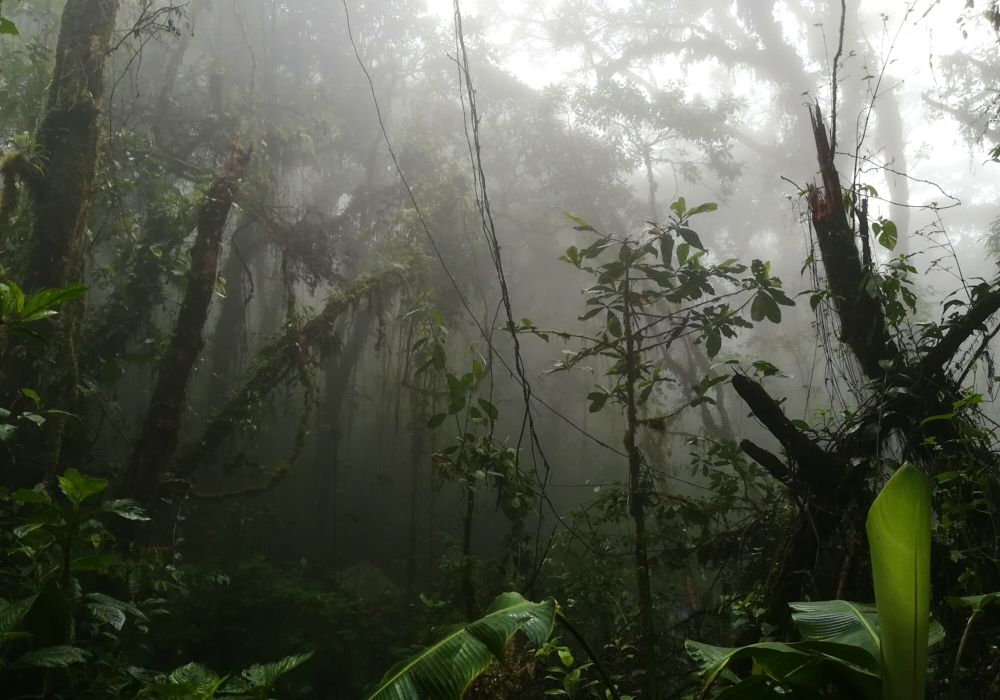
<box><xmin>1</xmin><ymin>0</ymin><xmax>1000</xmax><ymax>698</ymax></box>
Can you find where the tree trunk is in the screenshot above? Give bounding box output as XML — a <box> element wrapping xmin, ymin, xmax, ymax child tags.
<box><xmin>312</xmin><ymin>307</ymin><xmax>375</xmax><ymax>570</ymax></box>
<box><xmin>622</xmin><ymin>265</ymin><xmax>656</xmax><ymax>699</ymax></box>
<box><xmin>175</xmin><ymin>263</ymin><xmax>412</xmax><ymax>479</ymax></box>
<box><xmin>1</xmin><ymin>0</ymin><xmax>120</xmax><ymax>480</ymax></box>
<box><xmin>206</xmin><ymin>218</ymin><xmax>264</xmax><ymax>410</ymax></box>
<box><xmin>407</xmin><ymin>381</ymin><xmax>429</xmax><ymax>591</ymax></box>
<box><xmin>461</xmin><ymin>483</ymin><xmax>476</xmax><ymax>621</ymax></box>
<box><xmin>123</xmin><ymin>141</ymin><xmax>247</xmax><ymax>516</ymax></box>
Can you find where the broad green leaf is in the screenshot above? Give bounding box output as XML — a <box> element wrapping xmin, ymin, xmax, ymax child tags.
<box><xmin>85</xmin><ymin>593</ymin><xmax>149</xmax><ymax>622</ymax></box>
<box><xmin>168</xmin><ymin>662</ymin><xmax>225</xmax><ymax>693</ymax></box>
<box><xmin>0</xmin><ymin>596</ymin><xmax>36</xmax><ymax>634</ymax></box>
<box><xmin>0</xmin><ymin>16</ymin><xmax>18</xmax><ymax>36</ymax></box>
<box><xmin>705</xmin><ymin>330</ymin><xmax>721</xmax><ymax>358</ymax></box>
<box><xmin>685</xmin><ymin>639</ymin><xmax>880</xmax><ymax>699</ymax></box>
<box><xmin>18</xmin><ymin>645</ymin><xmax>89</xmax><ymax>668</ymax></box>
<box><xmin>877</xmin><ymin>220</ymin><xmax>898</xmax><ymax>251</ymax></box>
<box><xmin>427</xmin><ymin>413</ymin><xmax>447</xmax><ymax>429</ymax></box>
<box><xmin>88</xmin><ymin>603</ymin><xmax>126</xmax><ymax>630</ymax></box>
<box><xmin>21</xmin><ymin>284</ymin><xmax>87</xmax><ymax>322</ymax></box>
<box><xmin>867</xmin><ymin>464</ymin><xmax>931</xmax><ymax>700</ymax></box>
<box><xmin>790</xmin><ymin>600</ymin><xmax>880</xmax><ymax>659</ymax></box>
<box><xmin>57</xmin><ymin>468</ymin><xmax>107</xmax><ymax>509</ymax></box>
<box><xmin>677</xmin><ymin>227</ymin><xmax>704</xmax><ymax>250</ymax></box>
<box><xmin>98</xmin><ymin>498</ymin><xmax>149</xmax><ymax>521</ymax></box>
<box><xmin>240</xmin><ymin>651</ymin><xmax>314</xmax><ymax>690</ymax></box>
<box><xmin>686</xmin><ymin>202</ymin><xmax>718</xmax><ymax>217</ymax></box>
<box><xmin>12</xmin><ymin>488</ymin><xmax>48</xmax><ymax>503</ymax></box>
<box><xmin>367</xmin><ymin>592</ymin><xmax>556</xmax><ymax>700</ymax></box>
<box><xmin>70</xmin><ymin>554</ymin><xmax>113</xmax><ymax>572</ymax></box>
<box><xmin>477</xmin><ymin>399</ymin><xmax>499</xmax><ymax>421</ymax></box>
<box><xmin>945</xmin><ymin>592</ymin><xmax>1000</xmax><ymax>613</ymax></box>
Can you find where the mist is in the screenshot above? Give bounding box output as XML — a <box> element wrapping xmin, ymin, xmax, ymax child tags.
<box><xmin>1</xmin><ymin>0</ymin><xmax>1000</xmax><ymax>697</ymax></box>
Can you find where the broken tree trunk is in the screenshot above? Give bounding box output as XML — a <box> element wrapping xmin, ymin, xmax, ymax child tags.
<box><xmin>807</xmin><ymin>104</ymin><xmax>896</xmax><ymax>380</ymax></box>
<box><xmin>123</xmin><ymin>140</ymin><xmax>248</xmax><ymax>515</ymax></box>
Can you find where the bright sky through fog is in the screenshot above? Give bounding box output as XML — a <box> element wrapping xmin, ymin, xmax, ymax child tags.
<box><xmin>416</xmin><ymin>0</ymin><xmax>1000</xmax><ymax>235</ymax></box>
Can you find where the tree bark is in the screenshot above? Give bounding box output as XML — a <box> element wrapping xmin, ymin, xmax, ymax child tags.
<box><xmin>312</xmin><ymin>306</ymin><xmax>375</xmax><ymax>570</ymax></box>
<box><xmin>21</xmin><ymin>0</ymin><xmax>119</xmax><ymax>293</ymax></box>
<box><xmin>206</xmin><ymin>219</ymin><xmax>265</xmax><ymax>409</ymax></box>
<box><xmin>174</xmin><ymin>263</ymin><xmax>412</xmax><ymax>480</ymax></box>
<box><xmin>622</xmin><ymin>264</ymin><xmax>656</xmax><ymax>699</ymax></box>
<box><xmin>123</xmin><ymin>141</ymin><xmax>248</xmax><ymax>515</ymax></box>
<box><xmin>1</xmin><ymin>0</ymin><xmax>120</xmax><ymax>481</ymax></box>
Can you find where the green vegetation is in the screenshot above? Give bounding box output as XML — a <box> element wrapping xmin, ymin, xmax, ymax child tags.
<box><xmin>2</xmin><ymin>0</ymin><xmax>1000</xmax><ymax>698</ymax></box>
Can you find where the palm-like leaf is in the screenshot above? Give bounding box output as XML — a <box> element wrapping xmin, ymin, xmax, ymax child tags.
<box><xmin>867</xmin><ymin>464</ymin><xmax>931</xmax><ymax>700</ymax></box>
<box><xmin>366</xmin><ymin>593</ymin><xmax>556</xmax><ymax>700</ymax></box>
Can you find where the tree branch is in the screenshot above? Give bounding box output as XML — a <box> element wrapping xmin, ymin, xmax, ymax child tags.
<box><xmin>731</xmin><ymin>374</ymin><xmax>843</xmax><ymax>496</ymax></box>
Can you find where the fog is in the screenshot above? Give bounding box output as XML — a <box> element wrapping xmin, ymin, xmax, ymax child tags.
<box><xmin>2</xmin><ymin>0</ymin><xmax>1000</xmax><ymax>697</ymax></box>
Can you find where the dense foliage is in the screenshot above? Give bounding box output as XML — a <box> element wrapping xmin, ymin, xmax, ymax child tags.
<box><xmin>1</xmin><ymin>0</ymin><xmax>1000</xmax><ymax>698</ymax></box>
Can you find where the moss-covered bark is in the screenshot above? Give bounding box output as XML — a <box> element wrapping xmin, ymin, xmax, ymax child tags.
<box><xmin>22</xmin><ymin>0</ymin><xmax>119</xmax><ymax>293</ymax></box>
<box><xmin>123</xmin><ymin>143</ymin><xmax>248</xmax><ymax>514</ymax></box>
<box><xmin>0</xmin><ymin>0</ymin><xmax>120</xmax><ymax>481</ymax></box>
<box><xmin>174</xmin><ymin>262</ymin><xmax>413</xmax><ymax>481</ymax></box>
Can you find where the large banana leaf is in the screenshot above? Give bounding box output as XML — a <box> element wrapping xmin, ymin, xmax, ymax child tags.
<box><xmin>685</xmin><ymin>639</ymin><xmax>881</xmax><ymax>700</ymax></box>
<box><xmin>866</xmin><ymin>464</ymin><xmax>931</xmax><ymax>700</ymax></box>
<box><xmin>790</xmin><ymin>600</ymin><xmax>943</xmax><ymax>660</ymax></box>
<box><xmin>366</xmin><ymin>592</ymin><xmax>556</xmax><ymax>700</ymax></box>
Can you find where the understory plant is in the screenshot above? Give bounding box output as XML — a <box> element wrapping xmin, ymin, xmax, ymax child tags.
<box><xmin>0</xmin><ymin>469</ymin><xmax>312</xmax><ymax>698</ymax></box>
<box><xmin>685</xmin><ymin>464</ymin><xmax>940</xmax><ymax>700</ymax></box>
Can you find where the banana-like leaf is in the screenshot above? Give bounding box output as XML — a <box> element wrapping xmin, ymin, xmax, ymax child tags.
<box><xmin>366</xmin><ymin>592</ymin><xmax>556</xmax><ymax>700</ymax></box>
<box><xmin>685</xmin><ymin>639</ymin><xmax>881</xmax><ymax>700</ymax></box>
<box><xmin>790</xmin><ymin>600</ymin><xmax>943</xmax><ymax>659</ymax></box>
<box><xmin>791</xmin><ymin>600</ymin><xmax>880</xmax><ymax>659</ymax></box>
<box><xmin>867</xmin><ymin>464</ymin><xmax>931</xmax><ymax>700</ymax></box>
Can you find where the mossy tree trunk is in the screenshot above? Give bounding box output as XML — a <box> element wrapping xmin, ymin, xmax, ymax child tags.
<box><xmin>2</xmin><ymin>0</ymin><xmax>120</xmax><ymax>480</ymax></box>
<box><xmin>123</xmin><ymin>142</ymin><xmax>248</xmax><ymax>517</ymax></box>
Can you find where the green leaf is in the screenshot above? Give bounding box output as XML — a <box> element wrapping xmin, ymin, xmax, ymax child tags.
<box><xmin>426</xmin><ymin>413</ymin><xmax>447</xmax><ymax>429</ymax></box>
<box><xmin>685</xmin><ymin>639</ymin><xmax>880</xmax><ymax>699</ymax></box>
<box><xmin>366</xmin><ymin>593</ymin><xmax>556</xmax><ymax>700</ymax></box>
<box><xmin>88</xmin><ymin>603</ymin><xmax>126</xmax><ymax>630</ymax></box>
<box><xmin>587</xmin><ymin>391</ymin><xmax>609</xmax><ymax>413</ymax></box>
<box><xmin>477</xmin><ymin>399</ymin><xmax>499</xmax><ymax>421</ymax></box>
<box><xmin>12</xmin><ymin>488</ymin><xmax>49</xmax><ymax>503</ymax></box>
<box><xmin>0</xmin><ymin>597</ymin><xmax>36</xmax><ymax>634</ymax></box>
<box><xmin>867</xmin><ymin>463</ymin><xmax>931</xmax><ymax>700</ymax></box>
<box><xmin>70</xmin><ymin>554</ymin><xmax>113</xmax><ymax>572</ymax></box>
<box><xmin>98</xmin><ymin>498</ymin><xmax>149</xmax><ymax>521</ymax></box>
<box><xmin>677</xmin><ymin>228</ymin><xmax>704</xmax><ymax>250</ymax></box>
<box><xmin>686</xmin><ymin>202</ymin><xmax>718</xmax><ymax>217</ymax></box>
<box><xmin>563</xmin><ymin>212</ymin><xmax>594</xmax><ymax>231</ymax></box>
<box><xmin>240</xmin><ymin>652</ymin><xmax>314</xmax><ymax>690</ymax></box>
<box><xmin>161</xmin><ymin>662</ymin><xmax>227</xmax><ymax>698</ymax></box>
<box><xmin>705</xmin><ymin>330</ymin><xmax>721</xmax><ymax>358</ymax></box>
<box><xmin>789</xmin><ymin>600</ymin><xmax>880</xmax><ymax>659</ymax></box>
<box><xmin>18</xmin><ymin>645</ymin><xmax>89</xmax><ymax>668</ymax></box>
<box><xmin>21</xmin><ymin>284</ymin><xmax>87</xmax><ymax>323</ymax></box>
<box><xmin>945</xmin><ymin>592</ymin><xmax>1000</xmax><ymax>614</ymax></box>
<box><xmin>0</xmin><ymin>16</ymin><xmax>18</xmax><ymax>36</ymax></box>
<box><xmin>57</xmin><ymin>468</ymin><xmax>107</xmax><ymax>509</ymax></box>
<box><xmin>877</xmin><ymin>220</ymin><xmax>898</xmax><ymax>251</ymax></box>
